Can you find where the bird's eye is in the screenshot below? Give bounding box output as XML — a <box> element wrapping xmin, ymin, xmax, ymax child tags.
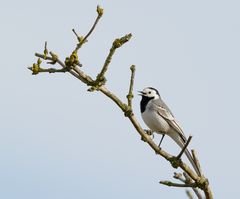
<box><xmin>148</xmin><ymin>91</ymin><xmax>151</xmax><ymax>94</ymax></box>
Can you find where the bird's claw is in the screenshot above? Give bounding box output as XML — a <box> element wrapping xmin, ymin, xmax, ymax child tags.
<box><xmin>144</xmin><ymin>129</ymin><xmax>154</xmax><ymax>139</ymax></box>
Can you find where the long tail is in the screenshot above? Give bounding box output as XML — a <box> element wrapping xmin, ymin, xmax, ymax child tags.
<box><xmin>169</xmin><ymin>133</ymin><xmax>201</xmax><ymax>176</ymax></box>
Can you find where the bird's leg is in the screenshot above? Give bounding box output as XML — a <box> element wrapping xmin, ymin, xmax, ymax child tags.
<box><xmin>158</xmin><ymin>134</ymin><xmax>165</xmax><ymax>149</ymax></box>
<box><xmin>144</xmin><ymin>129</ymin><xmax>154</xmax><ymax>139</ymax></box>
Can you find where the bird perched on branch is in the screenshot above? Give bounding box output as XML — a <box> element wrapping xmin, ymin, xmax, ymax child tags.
<box><xmin>139</xmin><ymin>87</ymin><xmax>201</xmax><ymax>176</ymax></box>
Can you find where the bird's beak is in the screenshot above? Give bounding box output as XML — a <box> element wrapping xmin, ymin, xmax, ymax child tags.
<box><xmin>138</xmin><ymin>91</ymin><xmax>145</xmax><ymax>96</ymax></box>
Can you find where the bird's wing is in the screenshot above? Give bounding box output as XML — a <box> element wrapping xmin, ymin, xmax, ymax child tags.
<box><xmin>153</xmin><ymin>99</ymin><xmax>201</xmax><ymax>176</ymax></box>
<box><xmin>153</xmin><ymin>100</ymin><xmax>187</xmax><ymax>142</ymax></box>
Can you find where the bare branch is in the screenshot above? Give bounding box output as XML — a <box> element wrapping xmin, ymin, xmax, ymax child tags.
<box><xmin>73</xmin><ymin>5</ymin><xmax>103</xmax><ymax>52</ymax></box>
<box><xmin>35</xmin><ymin>53</ymin><xmax>65</xmax><ymax>68</ymax></box>
<box><xmin>186</xmin><ymin>190</ymin><xmax>194</xmax><ymax>199</ymax></box>
<box><xmin>174</xmin><ymin>172</ymin><xmax>185</xmax><ymax>181</ymax></box>
<box><xmin>28</xmin><ymin>66</ymin><xmax>67</xmax><ymax>74</ymax></box>
<box><xmin>160</xmin><ymin>180</ymin><xmax>197</xmax><ymax>188</ymax></box>
<box><xmin>192</xmin><ymin>150</ymin><xmax>203</xmax><ymax>177</ymax></box>
<box><xmin>44</xmin><ymin>41</ymin><xmax>48</xmax><ymax>58</ymax></box>
<box><xmin>127</xmin><ymin>65</ymin><xmax>135</xmax><ymax>108</ymax></box>
<box><xmin>174</xmin><ymin>172</ymin><xmax>203</xmax><ymax>199</ymax></box>
<box><xmin>34</xmin><ymin>53</ymin><xmax>87</xmax><ymax>82</ymax></box>
<box><xmin>28</xmin><ymin>5</ymin><xmax>213</xmax><ymax>199</ymax></box>
<box><xmin>96</xmin><ymin>33</ymin><xmax>132</xmax><ymax>84</ymax></box>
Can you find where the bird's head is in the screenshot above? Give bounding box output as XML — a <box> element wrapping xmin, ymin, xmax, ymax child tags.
<box><xmin>138</xmin><ymin>87</ymin><xmax>160</xmax><ymax>100</ymax></box>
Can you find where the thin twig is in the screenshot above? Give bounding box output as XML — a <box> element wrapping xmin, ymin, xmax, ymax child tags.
<box><xmin>96</xmin><ymin>34</ymin><xmax>132</xmax><ymax>82</ymax></box>
<box><xmin>35</xmin><ymin>53</ymin><xmax>65</xmax><ymax>68</ymax></box>
<box><xmin>160</xmin><ymin>180</ymin><xmax>197</xmax><ymax>188</ymax></box>
<box><xmin>127</xmin><ymin>65</ymin><xmax>135</xmax><ymax>108</ymax></box>
<box><xmin>177</xmin><ymin>136</ymin><xmax>192</xmax><ymax>159</ymax></box>
<box><xmin>186</xmin><ymin>190</ymin><xmax>194</xmax><ymax>199</ymax></box>
<box><xmin>28</xmin><ymin>66</ymin><xmax>67</xmax><ymax>73</ymax></box>
<box><xmin>44</xmin><ymin>41</ymin><xmax>48</xmax><ymax>57</ymax></box>
<box><xmin>174</xmin><ymin>172</ymin><xmax>203</xmax><ymax>199</ymax></box>
<box><xmin>73</xmin><ymin>5</ymin><xmax>103</xmax><ymax>52</ymax></box>
<box><xmin>192</xmin><ymin>150</ymin><xmax>203</xmax><ymax>177</ymax></box>
<box><xmin>34</xmin><ymin>53</ymin><xmax>85</xmax><ymax>82</ymax></box>
<box><xmin>184</xmin><ymin>173</ymin><xmax>204</xmax><ymax>199</ymax></box>
<box><xmin>174</xmin><ymin>172</ymin><xmax>184</xmax><ymax>181</ymax></box>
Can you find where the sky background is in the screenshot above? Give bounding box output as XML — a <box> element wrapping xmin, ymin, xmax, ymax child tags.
<box><xmin>0</xmin><ymin>0</ymin><xmax>239</xmax><ymax>198</ymax></box>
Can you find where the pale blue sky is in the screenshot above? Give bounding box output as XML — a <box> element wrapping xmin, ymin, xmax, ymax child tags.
<box><xmin>0</xmin><ymin>0</ymin><xmax>239</xmax><ymax>198</ymax></box>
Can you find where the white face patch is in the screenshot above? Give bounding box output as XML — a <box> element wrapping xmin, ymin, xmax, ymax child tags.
<box><xmin>142</xmin><ymin>88</ymin><xmax>159</xmax><ymax>99</ymax></box>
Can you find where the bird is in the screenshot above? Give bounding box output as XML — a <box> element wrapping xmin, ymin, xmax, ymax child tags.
<box><xmin>139</xmin><ymin>87</ymin><xmax>201</xmax><ymax>176</ymax></box>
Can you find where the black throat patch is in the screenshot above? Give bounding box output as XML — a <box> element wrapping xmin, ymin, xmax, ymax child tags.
<box><xmin>140</xmin><ymin>96</ymin><xmax>154</xmax><ymax>113</ymax></box>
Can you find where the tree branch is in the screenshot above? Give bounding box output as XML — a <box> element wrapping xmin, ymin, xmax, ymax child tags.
<box><xmin>34</xmin><ymin>53</ymin><xmax>80</xmax><ymax>79</ymax></box>
<box><xmin>192</xmin><ymin>150</ymin><xmax>203</xmax><ymax>177</ymax></box>
<box><xmin>73</xmin><ymin>5</ymin><xmax>103</xmax><ymax>52</ymax></box>
<box><xmin>28</xmin><ymin>5</ymin><xmax>213</xmax><ymax>199</ymax></box>
<box><xmin>95</xmin><ymin>33</ymin><xmax>132</xmax><ymax>85</ymax></box>
<box><xmin>160</xmin><ymin>180</ymin><xmax>197</xmax><ymax>188</ymax></box>
<box><xmin>28</xmin><ymin>66</ymin><xmax>67</xmax><ymax>74</ymax></box>
<box><xmin>174</xmin><ymin>172</ymin><xmax>203</xmax><ymax>199</ymax></box>
<box><xmin>127</xmin><ymin>65</ymin><xmax>135</xmax><ymax>109</ymax></box>
<box><xmin>186</xmin><ymin>190</ymin><xmax>194</xmax><ymax>199</ymax></box>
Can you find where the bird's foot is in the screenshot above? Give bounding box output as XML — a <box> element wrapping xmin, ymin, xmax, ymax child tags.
<box><xmin>144</xmin><ymin>129</ymin><xmax>154</xmax><ymax>139</ymax></box>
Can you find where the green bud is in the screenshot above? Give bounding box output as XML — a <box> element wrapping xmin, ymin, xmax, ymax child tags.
<box><xmin>37</xmin><ymin>58</ymin><xmax>42</xmax><ymax>65</ymax></box>
<box><xmin>130</xmin><ymin>65</ymin><xmax>135</xmax><ymax>72</ymax></box>
<box><xmin>97</xmin><ymin>5</ymin><xmax>104</xmax><ymax>16</ymax></box>
<box><xmin>32</xmin><ymin>63</ymin><xmax>40</xmax><ymax>75</ymax></box>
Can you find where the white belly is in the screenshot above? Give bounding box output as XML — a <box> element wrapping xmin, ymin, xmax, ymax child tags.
<box><xmin>141</xmin><ymin>109</ymin><xmax>170</xmax><ymax>133</ymax></box>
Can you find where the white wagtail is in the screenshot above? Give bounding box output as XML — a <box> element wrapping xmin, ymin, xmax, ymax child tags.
<box><xmin>139</xmin><ymin>87</ymin><xmax>201</xmax><ymax>176</ymax></box>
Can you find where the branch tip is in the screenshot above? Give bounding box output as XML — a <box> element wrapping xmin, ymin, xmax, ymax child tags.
<box><xmin>160</xmin><ymin>180</ymin><xmax>197</xmax><ymax>188</ymax></box>
<box><xmin>174</xmin><ymin>172</ymin><xmax>183</xmax><ymax>180</ymax></box>
<box><xmin>72</xmin><ymin>28</ymin><xmax>78</xmax><ymax>37</ymax></box>
<box><xmin>72</xmin><ymin>28</ymin><xmax>85</xmax><ymax>44</ymax></box>
<box><xmin>40</xmin><ymin>41</ymin><xmax>48</xmax><ymax>59</ymax></box>
<box><xmin>97</xmin><ymin>5</ymin><xmax>104</xmax><ymax>16</ymax></box>
<box><xmin>127</xmin><ymin>64</ymin><xmax>136</xmax><ymax>108</ymax></box>
<box><xmin>113</xmin><ymin>33</ymin><xmax>132</xmax><ymax>48</ymax></box>
<box><xmin>130</xmin><ymin>64</ymin><xmax>135</xmax><ymax>72</ymax></box>
<box><xmin>74</xmin><ymin>6</ymin><xmax>103</xmax><ymax>51</ymax></box>
<box><xmin>186</xmin><ymin>190</ymin><xmax>194</xmax><ymax>199</ymax></box>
